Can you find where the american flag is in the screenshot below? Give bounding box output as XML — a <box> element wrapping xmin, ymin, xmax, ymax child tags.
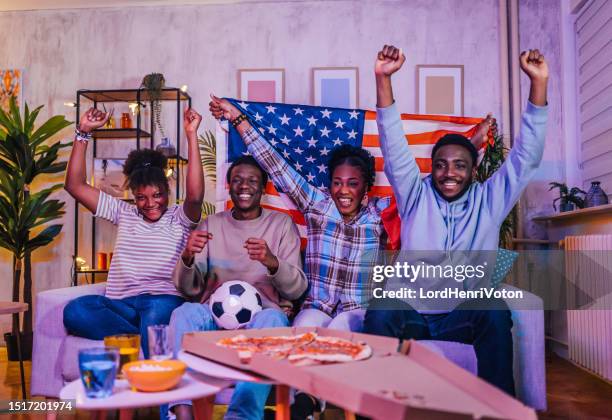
<box><xmin>215</xmin><ymin>99</ymin><xmax>490</xmax><ymax>249</ymax></box>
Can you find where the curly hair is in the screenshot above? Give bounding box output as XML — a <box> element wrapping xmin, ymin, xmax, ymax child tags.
<box><xmin>327</xmin><ymin>145</ymin><xmax>376</xmax><ymax>189</ymax></box>
<box><xmin>122</xmin><ymin>149</ymin><xmax>169</xmax><ymax>192</ymax></box>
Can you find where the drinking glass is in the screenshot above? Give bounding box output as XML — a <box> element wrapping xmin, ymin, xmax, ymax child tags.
<box><xmin>148</xmin><ymin>324</ymin><xmax>172</xmax><ymax>360</ymax></box>
<box><xmin>103</xmin><ymin>334</ymin><xmax>140</xmax><ymax>377</ymax></box>
<box><xmin>78</xmin><ymin>347</ymin><xmax>119</xmax><ymax>398</ymax></box>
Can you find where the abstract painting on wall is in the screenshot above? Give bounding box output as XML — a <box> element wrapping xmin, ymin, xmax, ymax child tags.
<box><xmin>0</xmin><ymin>69</ymin><xmax>23</xmax><ymax>112</ymax></box>
<box><xmin>238</xmin><ymin>69</ymin><xmax>285</xmax><ymax>102</ymax></box>
<box><xmin>416</xmin><ymin>65</ymin><xmax>464</xmax><ymax>116</ymax></box>
<box><xmin>312</xmin><ymin>67</ymin><xmax>358</xmax><ymax>108</ymax></box>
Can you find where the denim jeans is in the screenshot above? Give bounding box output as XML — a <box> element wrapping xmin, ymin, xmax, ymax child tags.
<box><xmin>63</xmin><ymin>293</ymin><xmax>185</xmax><ymax>359</ymax></box>
<box><xmin>363</xmin><ymin>298</ymin><xmax>515</xmax><ymax>396</ymax></box>
<box><xmin>292</xmin><ymin>308</ymin><xmax>365</xmax><ymax>332</ymax></box>
<box><xmin>169</xmin><ymin>303</ymin><xmax>289</xmax><ymax>420</ymax></box>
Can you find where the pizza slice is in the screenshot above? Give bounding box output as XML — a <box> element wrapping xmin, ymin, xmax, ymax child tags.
<box><xmin>287</xmin><ymin>336</ymin><xmax>372</xmax><ymax>365</ymax></box>
<box><xmin>217</xmin><ymin>332</ymin><xmax>317</xmax><ymax>362</ymax></box>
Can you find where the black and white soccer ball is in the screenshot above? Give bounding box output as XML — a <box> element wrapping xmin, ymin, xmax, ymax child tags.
<box><xmin>209</xmin><ymin>280</ymin><xmax>263</xmax><ymax>330</ymax></box>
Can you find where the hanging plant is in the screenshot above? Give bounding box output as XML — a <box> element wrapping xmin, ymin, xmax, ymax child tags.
<box><xmin>141</xmin><ymin>73</ymin><xmax>166</xmax><ymax>137</ymax></box>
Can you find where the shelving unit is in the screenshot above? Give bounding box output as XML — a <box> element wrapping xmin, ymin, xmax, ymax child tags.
<box><xmin>72</xmin><ymin>88</ymin><xmax>192</xmax><ymax>286</ymax></box>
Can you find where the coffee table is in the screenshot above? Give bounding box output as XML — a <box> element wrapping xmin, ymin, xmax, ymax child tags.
<box><xmin>57</xmin><ymin>371</ymin><xmax>232</xmax><ymax>419</ymax></box>
<box><xmin>0</xmin><ymin>301</ymin><xmax>29</xmax><ymax>399</ymax></box>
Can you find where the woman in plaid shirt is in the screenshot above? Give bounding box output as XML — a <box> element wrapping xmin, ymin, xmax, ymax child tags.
<box><xmin>210</xmin><ymin>96</ymin><xmax>390</xmax><ymax>335</ymax></box>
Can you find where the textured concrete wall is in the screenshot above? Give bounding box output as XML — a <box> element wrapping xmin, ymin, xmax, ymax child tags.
<box><xmin>518</xmin><ymin>0</ymin><xmax>565</xmax><ymax>239</ymax></box>
<box><xmin>0</xmin><ymin>0</ymin><xmax>567</xmax><ymax>335</ymax></box>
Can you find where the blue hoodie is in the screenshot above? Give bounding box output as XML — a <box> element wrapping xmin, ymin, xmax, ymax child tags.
<box><xmin>377</xmin><ymin>101</ymin><xmax>548</xmax><ymax>253</ymax></box>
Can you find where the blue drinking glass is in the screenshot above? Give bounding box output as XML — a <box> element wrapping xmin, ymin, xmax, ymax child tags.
<box><xmin>78</xmin><ymin>347</ymin><xmax>119</xmax><ymax>398</ymax></box>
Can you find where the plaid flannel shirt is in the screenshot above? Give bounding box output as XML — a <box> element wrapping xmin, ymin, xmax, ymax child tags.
<box><xmin>243</xmin><ymin>127</ymin><xmax>390</xmax><ymax>316</ymax></box>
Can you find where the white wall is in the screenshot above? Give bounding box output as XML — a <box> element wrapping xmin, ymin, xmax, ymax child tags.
<box><xmin>0</xmin><ymin>0</ymin><xmax>569</xmax><ymax>335</ymax></box>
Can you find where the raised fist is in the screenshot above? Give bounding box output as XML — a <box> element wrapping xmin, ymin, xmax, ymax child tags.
<box><xmin>79</xmin><ymin>108</ymin><xmax>110</xmax><ymax>133</ymax></box>
<box><xmin>184</xmin><ymin>107</ymin><xmax>202</xmax><ymax>135</ymax></box>
<box><xmin>375</xmin><ymin>44</ymin><xmax>406</xmax><ymax>77</ymax></box>
<box><xmin>209</xmin><ymin>94</ymin><xmax>241</xmax><ymax>122</ymax></box>
<box><xmin>519</xmin><ymin>49</ymin><xmax>548</xmax><ymax>81</ymax></box>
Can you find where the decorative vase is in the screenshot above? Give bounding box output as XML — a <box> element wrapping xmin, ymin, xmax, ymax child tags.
<box><xmin>155</xmin><ymin>137</ymin><xmax>176</xmax><ymax>158</ymax></box>
<box><xmin>559</xmin><ymin>200</ymin><xmax>575</xmax><ymax>213</ymax></box>
<box><xmin>121</xmin><ymin>113</ymin><xmax>132</xmax><ymax>129</ymax></box>
<box><xmin>584</xmin><ymin>181</ymin><xmax>609</xmax><ymax>208</ymax></box>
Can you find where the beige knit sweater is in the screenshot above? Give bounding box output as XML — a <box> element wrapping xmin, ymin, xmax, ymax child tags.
<box><xmin>172</xmin><ymin>208</ymin><xmax>307</xmax><ymax>310</ymax></box>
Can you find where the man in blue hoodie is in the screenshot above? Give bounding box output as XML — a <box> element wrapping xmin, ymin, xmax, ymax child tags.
<box><xmin>363</xmin><ymin>45</ymin><xmax>549</xmax><ymax>395</ymax></box>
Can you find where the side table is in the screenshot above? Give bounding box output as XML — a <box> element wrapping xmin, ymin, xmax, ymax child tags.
<box><xmin>56</xmin><ymin>371</ymin><xmax>232</xmax><ymax>419</ymax></box>
<box><xmin>0</xmin><ymin>301</ymin><xmax>29</xmax><ymax>399</ymax></box>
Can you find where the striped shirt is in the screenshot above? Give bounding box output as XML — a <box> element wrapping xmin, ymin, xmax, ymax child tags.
<box><xmin>96</xmin><ymin>191</ymin><xmax>198</xmax><ymax>299</ymax></box>
<box><xmin>243</xmin><ymin>127</ymin><xmax>390</xmax><ymax>316</ymax></box>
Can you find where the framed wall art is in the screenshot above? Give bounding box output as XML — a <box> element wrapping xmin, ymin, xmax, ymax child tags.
<box><xmin>312</xmin><ymin>67</ymin><xmax>358</xmax><ymax>108</ymax></box>
<box><xmin>416</xmin><ymin>65</ymin><xmax>464</xmax><ymax>116</ymax></box>
<box><xmin>238</xmin><ymin>69</ymin><xmax>285</xmax><ymax>102</ymax></box>
<box><xmin>0</xmin><ymin>69</ymin><xmax>23</xmax><ymax>113</ymax></box>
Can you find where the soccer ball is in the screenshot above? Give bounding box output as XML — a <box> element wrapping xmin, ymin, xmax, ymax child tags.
<box><xmin>209</xmin><ymin>281</ymin><xmax>263</xmax><ymax>330</ymax></box>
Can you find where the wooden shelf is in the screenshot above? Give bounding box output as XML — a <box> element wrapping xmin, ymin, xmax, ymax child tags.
<box><xmin>79</xmin><ymin>88</ymin><xmax>190</xmax><ymax>103</ymax></box>
<box><xmin>76</xmin><ymin>269</ymin><xmax>109</xmax><ymax>274</ymax></box>
<box><xmin>532</xmin><ymin>203</ymin><xmax>612</xmax><ymax>222</ymax></box>
<box><xmin>168</xmin><ymin>156</ymin><xmax>188</xmax><ymax>165</ymax></box>
<box><xmin>92</xmin><ymin>128</ymin><xmax>151</xmax><ymax>139</ymax></box>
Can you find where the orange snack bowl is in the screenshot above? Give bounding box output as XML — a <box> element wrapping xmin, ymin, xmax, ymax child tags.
<box><xmin>122</xmin><ymin>360</ymin><xmax>187</xmax><ymax>392</ymax></box>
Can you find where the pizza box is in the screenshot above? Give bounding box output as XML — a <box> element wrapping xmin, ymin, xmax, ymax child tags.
<box><xmin>182</xmin><ymin>327</ymin><xmax>535</xmax><ymax>420</ymax></box>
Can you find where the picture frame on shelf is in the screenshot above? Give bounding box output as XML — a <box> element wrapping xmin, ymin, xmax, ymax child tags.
<box><xmin>238</xmin><ymin>69</ymin><xmax>285</xmax><ymax>102</ymax></box>
<box><xmin>416</xmin><ymin>65</ymin><xmax>464</xmax><ymax>116</ymax></box>
<box><xmin>312</xmin><ymin>67</ymin><xmax>358</xmax><ymax>108</ymax></box>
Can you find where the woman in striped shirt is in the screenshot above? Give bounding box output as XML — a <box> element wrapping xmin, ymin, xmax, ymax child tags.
<box><xmin>63</xmin><ymin>106</ymin><xmax>204</xmax><ymax>357</ymax></box>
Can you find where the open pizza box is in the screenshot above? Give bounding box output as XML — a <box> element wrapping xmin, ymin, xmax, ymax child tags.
<box><xmin>182</xmin><ymin>327</ymin><xmax>535</xmax><ymax>420</ymax></box>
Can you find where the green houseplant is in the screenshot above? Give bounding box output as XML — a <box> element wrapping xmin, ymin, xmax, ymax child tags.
<box><xmin>549</xmin><ymin>182</ymin><xmax>585</xmax><ymax>212</ymax></box>
<box><xmin>0</xmin><ymin>97</ymin><xmax>71</xmax><ymax>359</ymax></box>
<box><xmin>198</xmin><ymin>130</ymin><xmax>217</xmax><ymax>217</ymax></box>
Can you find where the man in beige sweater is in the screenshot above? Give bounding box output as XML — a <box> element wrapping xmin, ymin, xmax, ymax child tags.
<box><xmin>169</xmin><ymin>155</ymin><xmax>307</xmax><ymax>420</ymax></box>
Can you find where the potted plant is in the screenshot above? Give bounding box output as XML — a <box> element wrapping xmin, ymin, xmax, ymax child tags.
<box><xmin>476</xmin><ymin>118</ymin><xmax>515</xmax><ymax>248</ymax></box>
<box><xmin>549</xmin><ymin>182</ymin><xmax>586</xmax><ymax>212</ymax></box>
<box><xmin>0</xmin><ymin>97</ymin><xmax>70</xmax><ymax>359</ymax></box>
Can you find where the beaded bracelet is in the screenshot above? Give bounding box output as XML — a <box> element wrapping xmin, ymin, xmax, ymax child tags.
<box><xmin>74</xmin><ymin>126</ymin><xmax>93</xmax><ymax>143</ymax></box>
<box><xmin>231</xmin><ymin>114</ymin><xmax>248</xmax><ymax>127</ymax></box>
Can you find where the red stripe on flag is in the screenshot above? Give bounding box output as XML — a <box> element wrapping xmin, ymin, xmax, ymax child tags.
<box><xmin>416</xmin><ymin>158</ymin><xmax>432</xmax><ymax>173</ymax></box>
<box><xmin>369</xmin><ymin>186</ymin><xmax>394</xmax><ymax>197</ymax></box>
<box><xmin>265</xmin><ymin>182</ymin><xmax>279</xmax><ymax>195</ymax></box>
<box><xmin>364</xmin><ymin>128</ymin><xmax>480</xmax><ymax>148</ymax></box>
<box><xmin>374</xmin><ymin>157</ymin><xmax>431</xmax><ymax>173</ymax></box>
<box><xmin>365</xmin><ymin>111</ymin><xmax>483</xmax><ymax>124</ymax></box>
